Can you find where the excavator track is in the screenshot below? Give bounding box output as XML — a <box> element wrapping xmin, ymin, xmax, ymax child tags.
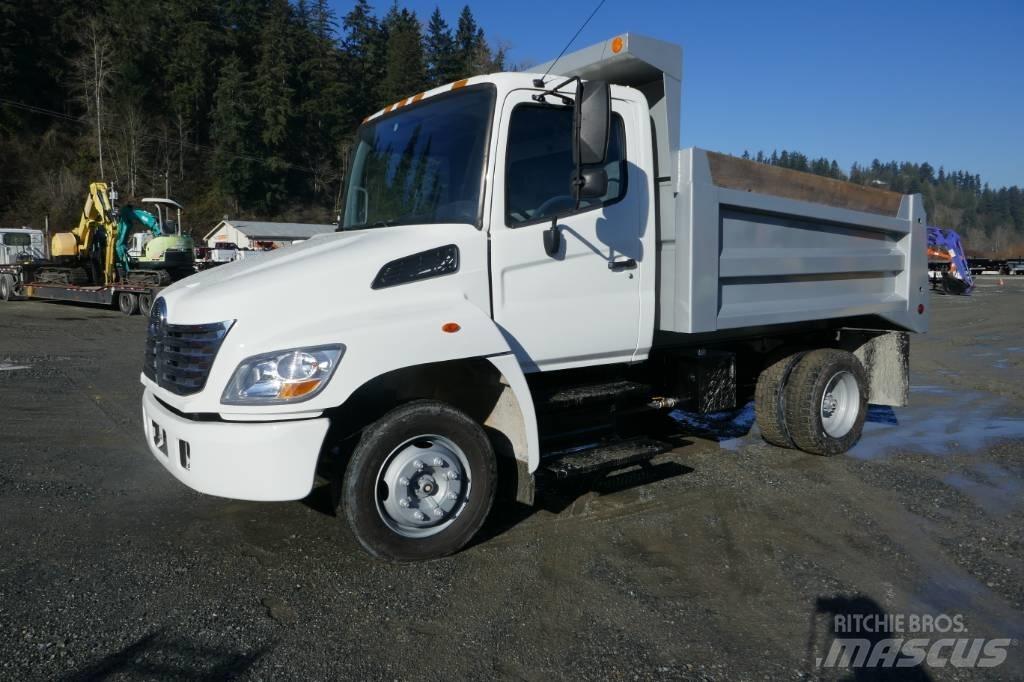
<box><xmin>125</xmin><ymin>269</ymin><xmax>172</xmax><ymax>287</ymax></box>
<box><xmin>34</xmin><ymin>267</ymin><xmax>89</xmax><ymax>286</ymax></box>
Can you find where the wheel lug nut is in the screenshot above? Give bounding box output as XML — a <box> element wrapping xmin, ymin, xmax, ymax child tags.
<box><xmin>413</xmin><ymin>460</ymin><xmax>424</xmax><ymax>470</ymax></box>
<box><xmin>446</xmin><ymin>471</ymin><xmax>458</xmax><ymax>480</ymax></box>
<box><xmin>398</xmin><ymin>497</ymin><xmax>411</xmax><ymax>508</ymax></box>
<box><xmin>432</xmin><ymin>457</ymin><xmax>443</xmax><ymax>466</ymax></box>
<box><xmin>432</xmin><ymin>508</ymin><xmax>443</xmax><ymax>517</ymax></box>
<box><xmin>398</xmin><ymin>476</ymin><xmax>409</xmax><ymax>486</ymax></box>
<box><xmin>413</xmin><ymin>511</ymin><xmax>426</xmax><ymax>521</ymax></box>
<box><xmin>446</xmin><ymin>491</ymin><xmax>457</xmax><ymax>501</ymax></box>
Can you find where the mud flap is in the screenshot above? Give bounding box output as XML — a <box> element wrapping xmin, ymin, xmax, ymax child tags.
<box><xmin>839</xmin><ymin>330</ymin><xmax>909</xmax><ymax>407</ymax></box>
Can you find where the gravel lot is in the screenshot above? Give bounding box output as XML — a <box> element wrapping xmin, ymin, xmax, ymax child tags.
<box><xmin>1</xmin><ymin>277</ymin><xmax>1022</xmax><ymax>680</ymax></box>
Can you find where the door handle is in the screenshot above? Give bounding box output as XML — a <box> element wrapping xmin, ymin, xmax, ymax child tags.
<box><xmin>608</xmin><ymin>258</ymin><xmax>637</xmax><ymax>271</ymax></box>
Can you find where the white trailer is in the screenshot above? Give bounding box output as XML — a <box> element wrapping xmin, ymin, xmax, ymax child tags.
<box><xmin>140</xmin><ymin>34</ymin><xmax>928</xmax><ymax>560</ymax></box>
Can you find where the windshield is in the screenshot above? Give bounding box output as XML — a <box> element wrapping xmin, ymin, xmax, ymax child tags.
<box><xmin>3</xmin><ymin>232</ymin><xmax>31</xmax><ymax>246</ymax></box>
<box><xmin>342</xmin><ymin>86</ymin><xmax>494</xmax><ymax>230</ymax></box>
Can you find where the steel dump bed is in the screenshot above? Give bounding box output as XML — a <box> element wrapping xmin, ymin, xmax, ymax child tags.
<box><xmin>658</xmin><ymin>149</ymin><xmax>928</xmax><ymax>334</ymax></box>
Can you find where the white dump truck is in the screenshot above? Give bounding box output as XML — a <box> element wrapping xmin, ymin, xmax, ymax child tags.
<box><xmin>141</xmin><ymin>34</ymin><xmax>928</xmax><ymax>560</ymax></box>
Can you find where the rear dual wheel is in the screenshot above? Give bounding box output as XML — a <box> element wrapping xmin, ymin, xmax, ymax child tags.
<box><xmin>138</xmin><ymin>293</ymin><xmax>154</xmax><ymax>317</ymax></box>
<box><xmin>755</xmin><ymin>348</ymin><xmax>868</xmax><ymax>456</ymax></box>
<box><xmin>117</xmin><ymin>292</ymin><xmax>138</xmax><ymax>315</ymax></box>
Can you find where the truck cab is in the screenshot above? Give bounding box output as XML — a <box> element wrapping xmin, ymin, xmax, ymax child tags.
<box><xmin>141</xmin><ymin>35</ymin><xmax>927</xmax><ymax>560</ymax></box>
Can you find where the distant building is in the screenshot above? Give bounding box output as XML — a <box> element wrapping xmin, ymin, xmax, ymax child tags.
<box><xmin>203</xmin><ymin>220</ymin><xmax>335</xmax><ymax>249</ymax></box>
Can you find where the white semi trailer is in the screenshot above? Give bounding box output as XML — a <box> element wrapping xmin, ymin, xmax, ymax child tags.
<box><xmin>140</xmin><ymin>35</ymin><xmax>928</xmax><ymax>560</ymax></box>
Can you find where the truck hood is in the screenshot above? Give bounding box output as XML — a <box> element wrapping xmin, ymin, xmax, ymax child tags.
<box><xmin>159</xmin><ymin>224</ymin><xmax>483</xmax><ymax>328</ymax></box>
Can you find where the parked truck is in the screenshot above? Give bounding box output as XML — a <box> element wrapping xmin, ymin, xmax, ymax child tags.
<box><xmin>140</xmin><ymin>34</ymin><xmax>928</xmax><ymax>561</ymax></box>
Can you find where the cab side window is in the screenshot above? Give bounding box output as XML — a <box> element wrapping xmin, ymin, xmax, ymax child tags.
<box><xmin>505</xmin><ymin>105</ymin><xmax>626</xmax><ymax>226</ymax></box>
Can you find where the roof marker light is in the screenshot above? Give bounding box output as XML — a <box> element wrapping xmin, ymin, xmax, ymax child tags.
<box><xmin>451</xmin><ymin>78</ymin><xmax>469</xmax><ymax>90</ymax></box>
<box><xmin>611</xmin><ymin>36</ymin><xmax>624</xmax><ymax>54</ymax></box>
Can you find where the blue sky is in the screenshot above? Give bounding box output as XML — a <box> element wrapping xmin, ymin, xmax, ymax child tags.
<box><xmin>331</xmin><ymin>0</ymin><xmax>1024</xmax><ymax>188</ymax></box>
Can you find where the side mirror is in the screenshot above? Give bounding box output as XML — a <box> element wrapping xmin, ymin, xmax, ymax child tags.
<box><xmin>573</xmin><ymin>80</ymin><xmax>610</xmax><ymax>167</ymax></box>
<box><xmin>576</xmin><ymin>167</ymin><xmax>608</xmax><ymax>199</ymax></box>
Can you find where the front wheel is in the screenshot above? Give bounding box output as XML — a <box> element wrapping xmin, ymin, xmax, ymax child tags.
<box><xmin>341</xmin><ymin>400</ymin><xmax>497</xmax><ymax>561</ymax></box>
<box><xmin>0</xmin><ymin>275</ymin><xmax>14</xmax><ymax>302</ymax></box>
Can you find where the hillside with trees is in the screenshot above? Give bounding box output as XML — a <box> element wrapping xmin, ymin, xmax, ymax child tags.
<box><xmin>1</xmin><ymin>0</ymin><xmax>1020</xmax><ymax>257</ymax></box>
<box><xmin>0</xmin><ymin>0</ymin><xmax>505</xmax><ymax>233</ymax></box>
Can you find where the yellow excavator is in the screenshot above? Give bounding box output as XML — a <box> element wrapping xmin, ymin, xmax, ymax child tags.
<box><xmin>40</xmin><ymin>182</ymin><xmax>194</xmax><ymax>287</ymax></box>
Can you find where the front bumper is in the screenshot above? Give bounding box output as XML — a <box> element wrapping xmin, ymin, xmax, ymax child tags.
<box><xmin>142</xmin><ymin>389</ymin><xmax>330</xmax><ymax>501</ymax></box>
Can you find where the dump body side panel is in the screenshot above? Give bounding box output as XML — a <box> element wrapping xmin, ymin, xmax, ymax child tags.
<box><xmin>660</xmin><ymin>148</ymin><xmax>928</xmax><ymax>335</ymax></box>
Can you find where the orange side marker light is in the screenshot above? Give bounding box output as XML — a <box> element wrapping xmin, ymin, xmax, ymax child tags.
<box><xmin>611</xmin><ymin>36</ymin><xmax>624</xmax><ymax>54</ymax></box>
<box><xmin>442</xmin><ymin>322</ymin><xmax>461</xmax><ymax>333</ymax></box>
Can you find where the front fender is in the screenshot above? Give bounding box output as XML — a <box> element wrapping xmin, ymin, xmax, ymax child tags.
<box><xmin>317</xmin><ymin>295</ymin><xmax>539</xmax><ymax>471</ymax></box>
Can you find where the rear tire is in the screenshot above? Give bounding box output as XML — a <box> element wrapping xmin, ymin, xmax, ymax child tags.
<box><xmin>342</xmin><ymin>400</ymin><xmax>497</xmax><ymax>561</ymax></box>
<box><xmin>783</xmin><ymin>349</ymin><xmax>868</xmax><ymax>456</ymax></box>
<box><xmin>117</xmin><ymin>291</ymin><xmax>138</xmax><ymax>315</ymax></box>
<box><xmin>754</xmin><ymin>351</ymin><xmax>805</xmax><ymax>448</ymax></box>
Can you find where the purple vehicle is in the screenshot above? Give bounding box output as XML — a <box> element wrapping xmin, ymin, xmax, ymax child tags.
<box><xmin>927</xmin><ymin>226</ymin><xmax>973</xmax><ymax>295</ymax></box>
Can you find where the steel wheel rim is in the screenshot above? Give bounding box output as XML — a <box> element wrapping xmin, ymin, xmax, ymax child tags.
<box><xmin>375</xmin><ymin>434</ymin><xmax>471</xmax><ymax>539</ymax></box>
<box><xmin>820</xmin><ymin>370</ymin><xmax>859</xmax><ymax>438</ymax></box>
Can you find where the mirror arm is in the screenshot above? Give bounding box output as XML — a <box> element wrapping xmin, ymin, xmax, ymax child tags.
<box><xmin>531</xmin><ymin>76</ymin><xmax>579</xmax><ymax>106</ymax></box>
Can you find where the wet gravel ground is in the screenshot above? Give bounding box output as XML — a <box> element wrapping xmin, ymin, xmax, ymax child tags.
<box><xmin>1</xmin><ymin>277</ymin><xmax>1022</xmax><ymax>680</ymax></box>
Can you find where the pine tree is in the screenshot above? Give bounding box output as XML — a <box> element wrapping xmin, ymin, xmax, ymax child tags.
<box><xmin>424</xmin><ymin>7</ymin><xmax>456</xmax><ymax>86</ymax></box>
<box><xmin>454</xmin><ymin>6</ymin><xmax>484</xmax><ymax>77</ymax></box>
<box><xmin>211</xmin><ymin>55</ymin><xmax>257</xmax><ymax>209</ymax></box>
<box><xmin>296</xmin><ymin>0</ymin><xmax>349</xmax><ymax>198</ymax></box>
<box><xmin>380</xmin><ymin>7</ymin><xmax>426</xmax><ymax>104</ymax></box>
<box><xmin>253</xmin><ymin>0</ymin><xmax>297</xmax><ymax>209</ymax></box>
<box><xmin>163</xmin><ymin>0</ymin><xmax>219</xmax><ymax>180</ymax></box>
<box><xmin>343</xmin><ymin>0</ymin><xmax>387</xmax><ymax>118</ymax></box>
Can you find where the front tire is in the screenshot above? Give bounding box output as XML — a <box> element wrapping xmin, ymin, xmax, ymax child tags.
<box><xmin>0</xmin><ymin>275</ymin><xmax>14</xmax><ymax>302</ymax></box>
<box><xmin>783</xmin><ymin>349</ymin><xmax>868</xmax><ymax>456</ymax></box>
<box><xmin>342</xmin><ymin>400</ymin><xmax>497</xmax><ymax>561</ymax></box>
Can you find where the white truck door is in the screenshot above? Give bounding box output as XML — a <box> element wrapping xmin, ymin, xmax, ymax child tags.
<box><xmin>489</xmin><ymin>90</ymin><xmax>643</xmax><ymax>372</ymax></box>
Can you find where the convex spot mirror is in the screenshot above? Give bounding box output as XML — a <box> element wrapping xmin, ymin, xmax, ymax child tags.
<box><xmin>572</xmin><ymin>167</ymin><xmax>608</xmax><ymax>199</ymax></box>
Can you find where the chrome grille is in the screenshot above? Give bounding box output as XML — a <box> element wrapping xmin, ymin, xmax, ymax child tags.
<box><xmin>144</xmin><ymin>298</ymin><xmax>232</xmax><ymax>396</ymax></box>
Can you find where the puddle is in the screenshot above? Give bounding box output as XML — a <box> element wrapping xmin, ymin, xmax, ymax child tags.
<box><xmin>670</xmin><ymin>402</ymin><xmax>756</xmax><ymax>451</ymax></box>
<box><xmin>668</xmin><ymin>384</ymin><xmax>1024</xmax><ymax>461</ymax></box>
<box><xmin>944</xmin><ymin>463</ymin><xmax>1023</xmax><ymax>517</ymax></box>
<box><xmin>851</xmin><ymin>387</ymin><xmax>1024</xmax><ymax>461</ymax></box>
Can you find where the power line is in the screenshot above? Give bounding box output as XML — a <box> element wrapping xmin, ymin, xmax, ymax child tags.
<box><xmin>539</xmin><ymin>0</ymin><xmax>608</xmax><ymax>82</ymax></box>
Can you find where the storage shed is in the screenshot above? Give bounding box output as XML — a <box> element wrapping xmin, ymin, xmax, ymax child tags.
<box><xmin>204</xmin><ymin>220</ymin><xmax>335</xmax><ymax>249</ymax></box>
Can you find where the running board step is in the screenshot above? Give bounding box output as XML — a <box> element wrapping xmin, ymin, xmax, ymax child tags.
<box><xmin>534</xmin><ymin>380</ymin><xmax>651</xmax><ymax>412</ymax></box>
<box><xmin>540</xmin><ymin>437</ymin><xmax>673</xmax><ymax>480</ymax></box>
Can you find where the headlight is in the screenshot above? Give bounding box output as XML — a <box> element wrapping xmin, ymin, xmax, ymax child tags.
<box><xmin>221</xmin><ymin>345</ymin><xmax>344</xmax><ymax>405</ymax></box>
